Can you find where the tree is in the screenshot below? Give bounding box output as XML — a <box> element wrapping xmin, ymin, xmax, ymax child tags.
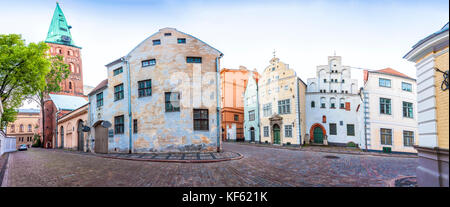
<box><xmin>27</xmin><ymin>55</ymin><xmax>70</xmax><ymax>147</ymax></box>
<box><xmin>0</xmin><ymin>34</ymin><xmax>51</xmax><ymax>128</ymax></box>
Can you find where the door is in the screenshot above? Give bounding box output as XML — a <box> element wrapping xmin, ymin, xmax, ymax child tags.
<box><xmin>273</xmin><ymin>125</ymin><xmax>280</xmax><ymax>144</ymax></box>
<box><xmin>60</xmin><ymin>126</ymin><xmax>64</xmax><ymax>148</ymax></box>
<box><xmin>77</xmin><ymin>121</ymin><xmax>84</xmax><ymax>151</ymax></box>
<box><xmin>94</xmin><ymin>124</ymin><xmax>108</xmax><ymax>154</ymax></box>
<box><xmin>250</xmin><ymin>127</ymin><xmax>255</xmax><ymax>142</ymax></box>
<box><xmin>313</xmin><ymin>127</ymin><xmax>323</xmax><ymax>143</ymax></box>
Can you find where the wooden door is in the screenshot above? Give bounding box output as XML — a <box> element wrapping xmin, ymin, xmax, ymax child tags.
<box><xmin>273</xmin><ymin>125</ymin><xmax>280</xmax><ymax>144</ymax></box>
<box><xmin>94</xmin><ymin>125</ymin><xmax>108</xmax><ymax>154</ymax></box>
<box><xmin>313</xmin><ymin>127</ymin><xmax>323</xmax><ymax>143</ymax></box>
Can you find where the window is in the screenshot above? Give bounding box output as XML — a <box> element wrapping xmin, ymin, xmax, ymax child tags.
<box><xmin>403</xmin><ymin>102</ymin><xmax>413</xmax><ymax>118</ymax></box>
<box><xmin>133</xmin><ymin>119</ymin><xmax>138</xmax><ymax>133</ymax></box>
<box><xmin>152</xmin><ymin>39</ymin><xmax>161</xmax><ymax>45</ymax></box>
<box><xmin>284</xmin><ymin>85</ymin><xmax>289</xmax><ymax>90</ymax></box>
<box><xmin>142</xmin><ymin>59</ymin><xmax>156</xmax><ymax>67</ymax></box>
<box><xmin>138</xmin><ymin>79</ymin><xmax>152</xmax><ymax>97</ymax></box>
<box><xmin>193</xmin><ymin>109</ymin><xmax>209</xmax><ymax>130</ymax></box>
<box><xmin>69</xmin><ymin>82</ymin><xmax>72</xmax><ymax>89</ymax></box>
<box><xmin>263</xmin><ymin>103</ymin><xmax>272</xmax><ymax>117</ymax></box>
<box><xmin>114</xmin><ymin>84</ymin><xmax>124</xmax><ymax>101</ymax></box>
<box><xmin>284</xmin><ymin>125</ymin><xmax>292</xmax><ymax>137</ymax></box>
<box><xmin>379</xmin><ymin>78</ymin><xmax>391</xmax><ymax>87</ymax></box>
<box><xmin>380</xmin><ymin>128</ymin><xmax>392</xmax><ymax>145</ymax></box>
<box><xmin>402</xmin><ymin>82</ymin><xmax>412</xmax><ymax>92</ymax></box>
<box><xmin>311</xmin><ymin>101</ymin><xmax>315</xmax><ymax>108</ymax></box>
<box><xmin>320</xmin><ymin>97</ymin><xmax>326</xmax><ymax>108</ymax></box>
<box><xmin>20</xmin><ymin>124</ymin><xmax>24</xmax><ymax>132</ymax></box>
<box><xmin>340</xmin><ymin>121</ymin><xmax>343</xmax><ymax>126</ymax></box>
<box><xmin>96</xmin><ymin>92</ymin><xmax>103</xmax><ymax>107</ymax></box>
<box><xmin>186</xmin><ymin>57</ymin><xmax>202</xmax><ymax>63</ymax></box>
<box><xmin>278</xmin><ymin>99</ymin><xmax>290</xmax><ymax>114</ymax></box>
<box><xmin>114</xmin><ymin>115</ymin><xmax>124</xmax><ymax>134</ymax></box>
<box><xmin>234</xmin><ymin>114</ymin><xmax>239</xmax><ymax>121</ymax></box>
<box><xmin>165</xmin><ymin>92</ymin><xmax>180</xmax><ymax>112</ymax></box>
<box><xmin>403</xmin><ymin>131</ymin><xmax>414</xmax><ymax>147</ymax></box>
<box><xmin>340</xmin><ymin>98</ymin><xmax>345</xmax><ymax>109</ymax></box>
<box><xmin>10</xmin><ymin>124</ymin><xmax>15</xmax><ymax>132</ymax></box>
<box><xmin>380</xmin><ymin>98</ymin><xmax>391</xmax><ymax>115</ymax></box>
<box><xmin>324</xmin><ymin>79</ymin><xmax>327</xmax><ymax>83</ymax></box>
<box><xmin>347</xmin><ymin>124</ymin><xmax>355</xmax><ymax>136</ymax></box>
<box><xmin>329</xmin><ymin>123</ymin><xmax>337</xmax><ymax>135</ymax></box>
<box><xmin>249</xmin><ymin>110</ymin><xmax>255</xmax><ymax>121</ymax></box>
<box><xmin>330</xmin><ymin>98</ymin><xmax>336</xmax><ymax>109</ymax></box>
<box><xmin>264</xmin><ymin>126</ymin><xmax>269</xmax><ymax>137</ymax></box>
<box><xmin>177</xmin><ymin>38</ymin><xmax>186</xmax><ymax>44</ymax></box>
<box><xmin>113</xmin><ymin>67</ymin><xmax>123</xmax><ymax>76</ymax></box>
<box><xmin>164</xmin><ymin>33</ymin><xmax>172</xmax><ymax>36</ymax></box>
<box><xmin>28</xmin><ymin>124</ymin><xmax>32</xmax><ymax>132</ymax></box>
<box><xmin>342</xmin><ymin>79</ymin><xmax>345</xmax><ymax>83</ymax></box>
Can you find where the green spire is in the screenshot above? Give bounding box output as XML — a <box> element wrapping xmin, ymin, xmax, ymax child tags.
<box><xmin>45</xmin><ymin>2</ymin><xmax>79</xmax><ymax>48</ymax></box>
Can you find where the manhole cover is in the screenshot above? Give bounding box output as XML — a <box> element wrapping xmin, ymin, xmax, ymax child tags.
<box><xmin>324</xmin><ymin>155</ymin><xmax>340</xmax><ymax>159</ymax></box>
<box><xmin>395</xmin><ymin>177</ymin><xmax>417</xmax><ymax>187</ymax></box>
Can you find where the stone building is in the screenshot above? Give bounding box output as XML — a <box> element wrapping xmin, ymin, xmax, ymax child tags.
<box><xmin>56</xmin><ymin>104</ymin><xmax>89</xmax><ymax>151</ymax></box>
<box><xmin>88</xmin><ymin>28</ymin><xmax>223</xmax><ymax>153</ymax></box>
<box><xmin>220</xmin><ymin>67</ymin><xmax>258</xmax><ymax>141</ymax></box>
<box><xmin>360</xmin><ymin>68</ymin><xmax>418</xmax><ymax>153</ymax></box>
<box><xmin>243</xmin><ymin>71</ymin><xmax>261</xmax><ymax>142</ymax></box>
<box><xmin>258</xmin><ymin>56</ymin><xmax>307</xmax><ymax>146</ymax></box>
<box><xmin>404</xmin><ymin>22</ymin><xmax>449</xmax><ymax>187</ymax></box>
<box><xmin>42</xmin><ymin>3</ymin><xmax>86</xmax><ymax>148</ymax></box>
<box><xmin>305</xmin><ymin>56</ymin><xmax>362</xmax><ymax>146</ymax></box>
<box><xmin>5</xmin><ymin>109</ymin><xmax>40</xmax><ymax>148</ymax></box>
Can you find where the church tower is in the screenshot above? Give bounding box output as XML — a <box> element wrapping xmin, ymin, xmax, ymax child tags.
<box><xmin>45</xmin><ymin>2</ymin><xmax>84</xmax><ymax>97</ymax></box>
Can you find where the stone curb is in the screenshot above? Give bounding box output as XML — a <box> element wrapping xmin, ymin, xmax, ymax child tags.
<box><xmin>231</xmin><ymin>142</ymin><xmax>417</xmax><ymax>158</ymax></box>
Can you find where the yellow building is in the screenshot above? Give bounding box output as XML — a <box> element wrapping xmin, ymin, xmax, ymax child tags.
<box><xmin>404</xmin><ymin>22</ymin><xmax>449</xmax><ymax>187</ymax></box>
<box><xmin>5</xmin><ymin>109</ymin><xmax>41</xmax><ymax>149</ymax></box>
<box><xmin>258</xmin><ymin>55</ymin><xmax>307</xmax><ymax>146</ymax></box>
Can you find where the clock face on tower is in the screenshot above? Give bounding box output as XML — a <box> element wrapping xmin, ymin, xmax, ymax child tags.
<box><xmin>61</xmin><ymin>35</ymin><xmax>71</xmax><ymax>42</ymax></box>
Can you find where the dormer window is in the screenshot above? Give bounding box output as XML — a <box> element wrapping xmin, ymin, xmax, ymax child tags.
<box><xmin>152</xmin><ymin>39</ymin><xmax>161</xmax><ymax>45</ymax></box>
<box><xmin>142</xmin><ymin>59</ymin><xmax>156</xmax><ymax>67</ymax></box>
<box><xmin>177</xmin><ymin>38</ymin><xmax>186</xmax><ymax>44</ymax></box>
<box><xmin>164</xmin><ymin>33</ymin><xmax>172</xmax><ymax>36</ymax></box>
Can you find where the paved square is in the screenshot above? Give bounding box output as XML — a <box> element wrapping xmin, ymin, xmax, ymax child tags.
<box><xmin>3</xmin><ymin>143</ymin><xmax>417</xmax><ymax>187</ymax></box>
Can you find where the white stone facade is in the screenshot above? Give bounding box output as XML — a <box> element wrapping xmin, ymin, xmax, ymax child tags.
<box><xmin>306</xmin><ymin>56</ymin><xmax>362</xmax><ymax>146</ymax></box>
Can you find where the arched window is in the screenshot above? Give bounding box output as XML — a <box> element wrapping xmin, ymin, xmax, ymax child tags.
<box><xmin>69</xmin><ymin>63</ymin><xmax>75</xmax><ymax>73</ymax></box>
<box><xmin>68</xmin><ymin>50</ymin><xmax>73</xmax><ymax>56</ymax></box>
<box><xmin>330</xmin><ymin>98</ymin><xmax>336</xmax><ymax>108</ymax></box>
<box><xmin>320</xmin><ymin>97</ymin><xmax>326</xmax><ymax>108</ymax></box>
<box><xmin>10</xmin><ymin>124</ymin><xmax>15</xmax><ymax>132</ymax></box>
<box><xmin>20</xmin><ymin>124</ymin><xmax>24</xmax><ymax>132</ymax></box>
<box><xmin>69</xmin><ymin>82</ymin><xmax>72</xmax><ymax>89</ymax></box>
<box><xmin>28</xmin><ymin>124</ymin><xmax>32</xmax><ymax>132</ymax></box>
<box><xmin>311</xmin><ymin>101</ymin><xmax>315</xmax><ymax>108</ymax></box>
<box><xmin>340</xmin><ymin>98</ymin><xmax>345</xmax><ymax>109</ymax></box>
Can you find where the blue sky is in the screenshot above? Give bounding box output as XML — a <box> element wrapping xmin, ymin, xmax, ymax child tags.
<box><xmin>0</xmin><ymin>0</ymin><xmax>448</xmax><ymax>108</ymax></box>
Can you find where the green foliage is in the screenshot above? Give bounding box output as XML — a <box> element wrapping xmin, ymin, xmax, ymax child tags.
<box><xmin>32</xmin><ymin>134</ymin><xmax>41</xmax><ymax>147</ymax></box>
<box><xmin>0</xmin><ymin>34</ymin><xmax>51</xmax><ymax>128</ymax></box>
<box><xmin>0</xmin><ymin>107</ymin><xmax>17</xmax><ymax>129</ymax></box>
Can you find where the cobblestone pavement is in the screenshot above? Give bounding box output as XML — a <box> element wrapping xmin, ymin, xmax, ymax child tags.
<box><xmin>5</xmin><ymin>143</ymin><xmax>417</xmax><ymax>187</ymax></box>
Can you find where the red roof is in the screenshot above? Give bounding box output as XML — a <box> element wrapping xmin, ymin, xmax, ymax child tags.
<box><xmin>88</xmin><ymin>79</ymin><xmax>108</xmax><ymax>96</ymax></box>
<box><xmin>374</xmin><ymin>68</ymin><xmax>412</xmax><ymax>79</ymax></box>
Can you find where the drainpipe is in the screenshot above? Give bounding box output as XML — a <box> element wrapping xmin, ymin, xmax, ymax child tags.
<box><xmin>122</xmin><ymin>57</ymin><xmax>133</xmax><ymax>154</ymax></box>
<box><xmin>296</xmin><ymin>78</ymin><xmax>301</xmax><ymax>146</ymax></box>
<box><xmin>361</xmin><ymin>89</ymin><xmax>368</xmax><ymax>152</ymax></box>
<box><xmin>216</xmin><ymin>54</ymin><xmax>223</xmax><ymax>152</ymax></box>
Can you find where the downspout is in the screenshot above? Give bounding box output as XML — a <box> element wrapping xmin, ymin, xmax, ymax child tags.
<box><xmin>122</xmin><ymin>57</ymin><xmax>133</xmax><ymax>154</ymax></box>
<box><xmin>361</xmin><ymin>88</ymin><xmax>368</xmax><ymax>152</ymax></box>
<box><xmin>296</xmin><ymin>78</ymin><xmax>301</xmax><ymax>146</ymax></box>
<box><xmin>216</xmin><ymin>54</ymin><xmax>223</xmax><ymax>152</ymax></box>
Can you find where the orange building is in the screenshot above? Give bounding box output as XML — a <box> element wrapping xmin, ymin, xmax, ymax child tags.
<box><xmin>220</xmin><ymin>66</ymin><xmax>259</xmax><ymax>141</ymax></box>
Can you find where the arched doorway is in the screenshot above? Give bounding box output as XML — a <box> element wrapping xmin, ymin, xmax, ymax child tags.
<box><xmin>94</xmin><ymin>121</ymin><xmax>108</xmax><ymax>154</ymax></box>
<box><xmin>60</xmin><ymin>126</ymin><xmax>64</xmax><ymax>148</ymax></box>
<box><xmin>250</xmin><ymin>127</ymin><xmax>255</xmax><ymax>142</ymax></box>
<box><xmin>273</xmin><ymin>124</ymin><xmax>280</xmax><ymax>144</ymax></box>
<box><xmin>310</xmin><ymin>123</ymin><xmax>326</xmax><ymax>144</ymax></box>
<box><xmin>77</xmin><ymin>120</ymin><xmax>84</xmax><ymax>151</ymax></box>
